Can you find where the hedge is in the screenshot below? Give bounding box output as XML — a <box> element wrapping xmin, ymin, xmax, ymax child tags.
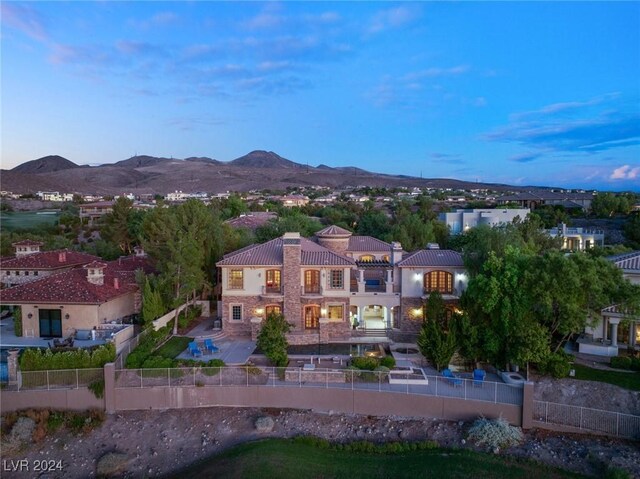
<box><xmin>20</xmin><ymin>343</ymin><xmax>116</xmax><ymax>371</ymax></box>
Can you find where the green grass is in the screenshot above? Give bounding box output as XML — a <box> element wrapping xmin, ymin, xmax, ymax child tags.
<box><xmin>153</xmin><ymin>336</ymin><xmax>193</xmax><ymax>359</ymax></box>
<box><xmin>173</xmin><ymin>439</ymin><xmax>585</xmax><ymax>479</ymax></box>
<box><xmin>0</xmin><ymin>211</ymin><xmax>60</xmax><ymax>230</ymax></box>
<box><xmin>572</xmin><ymin>363</ymin><xmax>640</xmax><ymax>391</ymax></box>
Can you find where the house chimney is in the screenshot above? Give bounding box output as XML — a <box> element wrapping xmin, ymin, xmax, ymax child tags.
<box><xmin>113</xmin><ymin>277</ymin><xmax>119</xmax><ymax>289</ymax></box>
<box><xmin>84</xmin><ymin>261</ymin><xmax>107</xmax><ymax>286</ymax></box>
<box><xmin>390</xmin><ymin>241</ymin><xmax>403</xmax><ymax>265</ymax></box>
<box><xmin>282</xmin><ymin>232</ymin><xmax>301</xmax><ymax>329</ymax></box>
<box><xmin>133</xmin><ymin>246</ymin><xmax>146</xmax><ymax>258</ymax></box>
<box><xmin>13</xmin><ymin>240</ymin><xmax>43</xmax><ymax>258</ymax></box>
<box><xmin>58</xmin><ymin>251</ymin><xmax>67</xmax><ymax>262</ymax></box>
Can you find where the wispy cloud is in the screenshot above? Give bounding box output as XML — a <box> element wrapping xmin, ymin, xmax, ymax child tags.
<box><xmin>129</xmin><ymin>11</ymin><xmax>179</xmax><ymax>30</ymax></box>
<box><xmin>367</xmin><ymin>5</ymin><xmax>422</xmax><ymax>34</ymax></box>
<box><xmin>403</xmin><ymin>65</ymin><xmax>470</xmax><ymax>81</ymax></box>
<box><xmin>430</xmin><ymin>153</ymin><xmax>466</xmax><ymax>165</ymax></box>
<box><xmin>610</xmin><ymin>165</ymin><xmax>640</xmax><ymax>180</ymax></box>
<box><xmin>485</xmin><ymin>94</ymin><xmax>640</xmax><ymax>156</ymax></box>
<box><xmin>1</xmin><ymin>3</ymin><xmax>48</xmax><ymax>41</ymax></box>
<box><xmin>508</xmin><ymin>153</ymin><xmax>539</xmax><ymax>163</ymax></box>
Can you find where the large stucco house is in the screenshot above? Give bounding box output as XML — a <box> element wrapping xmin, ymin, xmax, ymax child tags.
<box><xmin>216</xmin><ymin>225</ymin><xmax>467</xmax><ymax>344</ymax></box>
<box><xmin>578</xmin><ymin>251</ymin><xmax>640</xmax><ymax>356</ymax></box>
<box><xmin>1</xmin><ymin>250</ymin><xmax>153</xmax><ymax>338</ymax></box>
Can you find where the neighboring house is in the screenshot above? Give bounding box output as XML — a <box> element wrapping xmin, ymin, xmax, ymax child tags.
<box><xmin>280</xmin><ymin>195</ymin><xmax>309</xmax><ymax>207</ymax></box>
<box><xmin>579</xmin><ymin>251</ymin><xmax>640</xmax><ymax>356</ymax></box>
<box><xmin>0</xmin><ymin>251</ymin><xmax>154</xmax><ymax>338</ymax></box>
<box><xmin>439</xmin><ymin>208</ymin><xmax>530</xmax><ymax>235</ymax></box>
<box><xmin>216</xmin><ymin>225</ymin><xmax>467</xmax><ymax>344</ymax></box>
<box><xmin>496</xmin><ymin>191</ymin><xmax>594</xmax><ymax>210</ymax></box>
<box><xmin>36</xmin><ymin>191</ymin><xmax>73</xmax><ymax>202</ymax></box>
<box><xmin>224</xmin><ymin>212</ymin><xmax>278</xmax><ymax>231</ymax></box>
<box><xmin>0</xmin><ymin>240</ymin><xmax>99</xmax><ymax>288</ymax></box>
<box><xmin>79</xmin><ymin>201</ymin><xmax>114</xmax><ymax>225</ymax></box>
<box><xmin>546</xmin><ymin>223</ymin><xmax>605</xmax><ymax>251</ymax></box>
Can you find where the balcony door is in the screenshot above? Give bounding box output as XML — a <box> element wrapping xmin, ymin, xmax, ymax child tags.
<box><xmin>304</xmin><ymin>270</ymin><xmax>320</xmax><ymax>294</ymax></box>
<box><xmin>304</xmin><ymin>305</ymin><xmax>320</xmax><ymax>329</ymax></box>
<box><xmin>39</xmin><ymin>309</ymin><xmax>62</xmax><ymax>338</ymax></box>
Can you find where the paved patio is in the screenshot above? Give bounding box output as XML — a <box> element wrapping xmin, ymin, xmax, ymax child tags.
<box><xmin>176</xmin><ymin>337</ymin><xmax>257</xmax><ymax>365</ymax></box>
<box><xmin>0</xmin><ymin>318</ymin><xmax>113</xmax><ymax>349</ymax></box>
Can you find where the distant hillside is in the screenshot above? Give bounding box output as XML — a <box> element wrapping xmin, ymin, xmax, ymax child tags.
<box><xmin>110</xmin><ymin>155</ymin><xmax>175</xmax><ymax>168</ymax></box>
<box><xmin>229</xmin><ymin>150</ymin><xmax>305</xmax><ymax>169</ymax></box>
<box><xmin>11</xmin><ymin>155</ymin><xmax>80</xmax><ymax>174</ymax></box>
<box><xmin>4</xmin><ymin>150</ymin><xmax>537</xmax><ymax>195</ymax></box>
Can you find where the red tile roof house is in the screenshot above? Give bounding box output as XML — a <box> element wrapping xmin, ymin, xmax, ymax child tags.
<box><xmin>216</xmin><ymin>225</ymin><xmax>468</xmax><ymax>345</ymax></box>
<box><xmin>0</xmin><ymin>251</ymin><xmax>154</xmax><ymax>339</ymax></box>
<box><xmin>1</xmin><ymin>240</ymin><xmax>100</xmax><ymax>288</ymax></box>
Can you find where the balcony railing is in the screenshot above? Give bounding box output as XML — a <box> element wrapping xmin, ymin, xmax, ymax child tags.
<box><xmin>303</xmin><ymin>285</ymin><xmax>322</xmax><ymax>295</ymax></box>
<box><xmin>261</xmin><ymin>285</ymin><xmax>282</xmax><ymax>295</ymax></box>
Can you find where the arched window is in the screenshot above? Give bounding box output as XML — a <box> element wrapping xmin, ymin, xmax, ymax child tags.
<box><xmin>424</xmin><ymin>270</ymin><xmax>453</xmax><ymax>294</ymax></box>
<box><xmin>359</xmin><ymin>254</ymin><xmax>375</xmax><ymax>262</ymax></box>
<box><xmin>265</xmin><ymin>305</ymin><xmax>282</xmax><ymax>317</ymax></box>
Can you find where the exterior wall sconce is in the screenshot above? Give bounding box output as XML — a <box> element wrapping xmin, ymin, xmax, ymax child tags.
<box><xmin>27</xmin><ymin>313</ymin><xmax>33</xmax><ymax>319</ymax></box>
<box><xmin>320</xmin><ymin>308</ymin><xmax>327</xmax><ymax>316</ymax></box>
<box><xmin>255</xmin><ymin>308</ymin><xmax>264</xmax><ymax>315</ymax></box>
<box><xmin>65</xmin><ymin>313</ymin><xmax>70</xmax><ymax>320</ymax></box>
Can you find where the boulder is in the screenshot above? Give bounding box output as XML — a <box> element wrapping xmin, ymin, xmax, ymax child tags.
<box><xmin>96</xmin><ymin>452</ymin><xmax>130</xmax><ymax>477</ymax></box>
<box><xmin>254</xmin><ymin>416</ymin><xmax>275</xmax><ymax>433</ymax></box>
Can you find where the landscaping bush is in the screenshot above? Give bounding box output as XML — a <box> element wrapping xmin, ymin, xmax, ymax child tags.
<box><xmin>379</xmin><ymin>356</ymin><xmax>396</xmax><ymax>369</ymax></box>
<box><xmin>351</xmin><ymin>356</ymin><xmax>379</xmax><ymax>371</ymax></box>
<box><xmin>611</xmin><ymin>356</ymin><xmax>633</xmax><ymax>370</ymax></box>
<box><xmin>88</xmin><ymin>379</ymin><xmax>105</xmax><ymax>399</ymax></box>
<box><xmin>467</xmin><ymin>417</ymin><xmax>523</xmax><ymax>451</ymax></box>
<box><xmin>125</xmin><ymin>327</ymin><xmax>171</xmax><ymax>368</ymax></box>
<box><xmin>20</xmin><ymin>343</ymin><xmax>116</xmax><ymax>371</ymax></box>
<box><xmin>13</xmin><ymin>306</ymin><xmax>22</xmax><ymax>337</ymax></box>
<box><xmin>539</xmin><ymin>352</ymin><xmax>572</xmax><ymax>378</ymax></box>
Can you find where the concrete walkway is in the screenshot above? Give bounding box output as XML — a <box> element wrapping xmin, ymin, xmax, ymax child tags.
<box><xmin>176</xmin><ymin>337</ymin><xmax>256</xmax><ymax>366</ymax></box>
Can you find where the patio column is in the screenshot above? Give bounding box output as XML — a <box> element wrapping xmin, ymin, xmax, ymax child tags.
<box><xmin>358</xmin><ymin>269</ymin><xmax>365</xmax><ymax>293</ymax></box>
<box><xmin>385</xmin><ymin>270</ymin><xmax>393</xmax><ymax>293</ymax></box>
<box><xmin>610</xmin><ymin>318</ymin><xmax>620</xmax><ymax>347</ymax></box>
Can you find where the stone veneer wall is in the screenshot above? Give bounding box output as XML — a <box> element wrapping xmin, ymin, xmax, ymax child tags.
<box><xmin>316</xmin><ymin>236</ymin><xmax>350</xmax><ymax>255</ymax></box>
<box><xmin>400</xmin><ymin>297</ymin><xmax>423</xmax><ymax>335</ymax></box>
<box><xmin>221</xmin><ymin>295</ymin><xmax>262</xmax><ymax>336</ymax></box>
<box><xmin>283</xmin><ymin>235</ymin><xmax>302</xmax><ymax>329</ymax></box>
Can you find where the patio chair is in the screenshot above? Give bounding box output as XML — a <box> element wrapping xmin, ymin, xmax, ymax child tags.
<box><xmin>188</xmin><ymin>341</ymin><xmax>203</xmax><ymax>358</ymax></box>
<box><xmin>442</xmin><ymin>368</ymin><xmax>463</xmax><ymax>387</ymax></box>
<box><xmin>204</xmin><ymin>338</ymin><xmax>219</xmax><ymax>354</ymax></box>
<box><xmin>473</xmin><ymin>368</ymin><xmax>486</xmax><ymax>387</ymax></box>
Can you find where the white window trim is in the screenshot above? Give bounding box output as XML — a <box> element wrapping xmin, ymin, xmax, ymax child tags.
<box><xmin>230</xmin><ymin>303</ymin><xmax>243</xmax><ymax>321</ymax></box>
<box><xmin>228</xmin><ymin>269</ymin><xmax>244</xmax><ymax>290</ymax></box>
<box><xmin>328</xmin><ymin>269</ymin><xmax>344</xmax><ymax>289</ymax></box>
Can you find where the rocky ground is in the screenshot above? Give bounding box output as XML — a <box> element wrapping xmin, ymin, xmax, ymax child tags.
<box><xmin>1</xmin><ymin>404</ymin><xmax>639</xmax><ymax>479</ymax></box>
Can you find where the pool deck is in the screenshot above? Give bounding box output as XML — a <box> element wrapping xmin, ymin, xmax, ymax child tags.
<box><xmin>175</xmin><ymin>337</ymin><xmax>257</xmax><ymax>366</ymax></box>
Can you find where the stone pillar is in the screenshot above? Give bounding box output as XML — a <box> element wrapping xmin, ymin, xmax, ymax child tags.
<box><xmin>104</xmin><ymin>362</ymin><xmax>116</xmax><ymax>413</ymax></box>
<box><xmin>521</xmin><ymin>381</ymin><xmax>534</xmax><ymax>429</ymax></box>
<box><xmin>282</xmin><ymin>233</ymin><xmax>302</xmax><ymax>330</ymax></box>
<box><xmin>7</xmin><ymin>349</ymin><xmax>19</xmax><ymax>385</ymax></box>
<box><xmin>385</xmin><ymin>269</ymin><xmax>393</xmax><ymax>293</ymax></box>
<box><xmin>358</xmin><ymin>269</ymin><xmax>364</xmax><ymax>293</ymax></box>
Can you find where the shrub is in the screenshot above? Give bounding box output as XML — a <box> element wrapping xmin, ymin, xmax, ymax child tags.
<box><xmin>467</xmin><ymin>416</ymin><xmax>523</xmax><ymax>451</ymax></box>
<box><xmin>88</xmin><ymin>379</ymin><xmax>105</xmax><ymax>399</ymax></box>
<box><xmin>611</xmin><ymin>356</ymin><xmax>632</xmax><ymax>370</ymax></box>
<box><xmin>351</xmin><ymin>356</ymin><xmax>378</xmax><ymax>371</ymax></box>
<box><xmin>20</xmin><ymin>343</ymin><xmax>115</xmax><ymax>371</ymax></box>
<box><xmin>13</xmin><ymin>306</ymin><xmax>22</xmax><ymax>337</ymax></box>
<box><xmin>539</xmin><ymin>352</ymin><xmax>572</xmax><ymax>378</ymax></box>
<box><xmin>256</xmin><ymin>312</ymin><xmax>292</xmax><ymax>367</ymax></box>
<box><xmin>125</xmin><ymin>327</ymin><xmax>171</xmax><ymax>368</ymax></box>
<box><xmin>379</xmin><ymin>356</ymin><xmax>396</xmax><ymax>369</ymax></box>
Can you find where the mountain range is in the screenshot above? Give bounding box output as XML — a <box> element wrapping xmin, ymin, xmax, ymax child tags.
<box><xmin>3</xmin><ymin>150</ymin><xmax>523</xmax><ymax>195</ymax></box>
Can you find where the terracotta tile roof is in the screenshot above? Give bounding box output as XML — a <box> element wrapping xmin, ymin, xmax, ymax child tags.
<box><xmin>316</xmin><ymin>225</ymin><xmax>353</xmax><ymax>237</ymax></box>
<box><xmin>0</xmin><ymin>250</ymin><xmax>100</xmax><ymax>271</ymax></box>
<box><xmin>397</xmin><ymin>249</ymin><xmax>464</xmax><ymax>267</ymax></box>
<box><xmin>81</xmin><ymin>201</ymin><xmax>115</xmax><ymax>208</ymax></box>
<box><xmin>216</xmin><ymin>236</ymin><xmax>355</xmax><ymax>267</ymax></box>
<box><xmin>608</xmin><ymin>251</ymin><xmax>640</xmax><ymax>271</ymax></box>
<box><xmin>85</xmin><ymin>261</ymin><xmax>108</xmax><ymax>269</ymax></box>
<box><xmin>347</xmin><ymin>236</ymin><xmax>391</xmax><ymax>252</ymax></box>
<box><xmin>224</xmin><ymin>212</ymin><xmax>277</xmax><ymax>230</ymax></box>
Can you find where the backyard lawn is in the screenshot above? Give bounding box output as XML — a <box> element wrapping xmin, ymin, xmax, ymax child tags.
<box><xmin>572</xmin><ymin>364</ymin><xmax>640</xmax><ymax>391</ymax></box>
<box><xmin>154</xmin><ymin>337</ymin><xmax>193</xmax><ymax>359</ymax></box>
<box><xmin>175</xmin><ymin>439</ymin><xmax>584</xmax><ymax>479</ymax></box>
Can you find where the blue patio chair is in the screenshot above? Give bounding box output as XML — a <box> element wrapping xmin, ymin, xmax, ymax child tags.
<box><xmin>473</xmin><ymin>368</ymin><xmax>486</xmax><ymax>387</ymax></box>
<box><xmin>442</xmin><ymin>368</ymin><xmax>463</xmax><ymax>387</ymax></box>
<box><xmin>188</xmin><ymin>341</ymin><xmax>203</xmax><ymax>358</ymax></box>
<box><xmin>204</xmin><ymin>338</ymin><xmax>219</xmax><ymax>354</ymax></box>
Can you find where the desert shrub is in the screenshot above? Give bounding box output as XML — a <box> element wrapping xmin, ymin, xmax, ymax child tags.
<box><xmin>632</xmin><ymin>357</ymin><xmax>640</xmax><ymax>371</ymax></box>
<box><xmin>539</xmin><ymin>352</ymin><xmax>571</xmax><ymax>378</ymax></box>
<box><xmin>467</xmin><ymin>416</ymin><xmax>523</xmax><ymax>451</ymax></box>
<box><xmin>47</xmin><ymin>412</ymin><xmax>65</xmax><ymax>432</ymax></box>
<box><xmin>379</xmin><ymin>356</ymin><xmax>396</xmax><ymax>369</ymax></box>
<box><xmin>88</xmin><ymin>379</ymin><xmax>105</xmax><ymax>399</ymax></box>
<box><xmin>604</xmin><ymin>465</ymin><xmax>632</xmax><ymax>479</ymax></box>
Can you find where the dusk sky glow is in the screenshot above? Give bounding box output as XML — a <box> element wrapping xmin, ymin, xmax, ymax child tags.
<box><xmin>2</xmin><ymin>1</ymin><xmax>639</xmax><ymax>191</ymax></box>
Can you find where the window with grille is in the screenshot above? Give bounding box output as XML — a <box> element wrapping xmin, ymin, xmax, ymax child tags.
<box><xmin>265</xmin><ymin>269</ymin><xmax>281</xmax><ymax>292</ymax></box>
<box><xmin>265</xmin><ymin>305</ymin><xmax>282</xmax><ymax>317</ymax></box>
<box><xmin>231</xmin><ymin>305</ymin><xmax>242</xmax><ymax>321</ymax></box>
<box><xmin>424</xmin><ymin>270</ymin><xmax>453</xmax><ymax>294</ymax></box>
<box><xmin>329</xmin><ymin>269</ymin><xmax>343</xmax><ymax>289</ymax></box>
<box><xmin>304</xmin><ymin>270</ymin><xmax>320</xmax><ymax>293</ymax></box>
<box><xmin>228</xmin><ymin>269</ymin><xmax>244</xmax><ymax>289</ymax></box>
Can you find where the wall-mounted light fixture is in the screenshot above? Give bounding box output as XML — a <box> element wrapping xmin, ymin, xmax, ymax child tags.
<box><xmin>255</xmin><ymin>308</ymin><xmax>264</xmax><ymax>315</ymax></box>
<box><xmin>27</xmin><ymin>313</ymin><xmax>33</xmax><ymax>319</ymax></box>
<box><xmin>65</xmin><ymin>313</ymin><xmax>70</xmax><ymax>320</ymax></box>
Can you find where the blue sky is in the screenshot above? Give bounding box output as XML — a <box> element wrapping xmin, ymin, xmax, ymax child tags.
<box><xmin>2</xmin><ymin>1</ymin><xmax>639</xmax><ymax>191</ymax></box>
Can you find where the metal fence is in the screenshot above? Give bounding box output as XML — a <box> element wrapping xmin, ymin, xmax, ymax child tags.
<box><xmin>115</xmin><ymin>366</ymin><xmax>524</xmax><ymax>406</ymax></box>
<box><xmin>18</xmin><ymin>368</ymin><xmax>104</xmax><ymax>391</ymax></box>
<box><xmin>533</xmin><ymin>400</ymin><xmax>640</xmax><ymax>439</ymax></box>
